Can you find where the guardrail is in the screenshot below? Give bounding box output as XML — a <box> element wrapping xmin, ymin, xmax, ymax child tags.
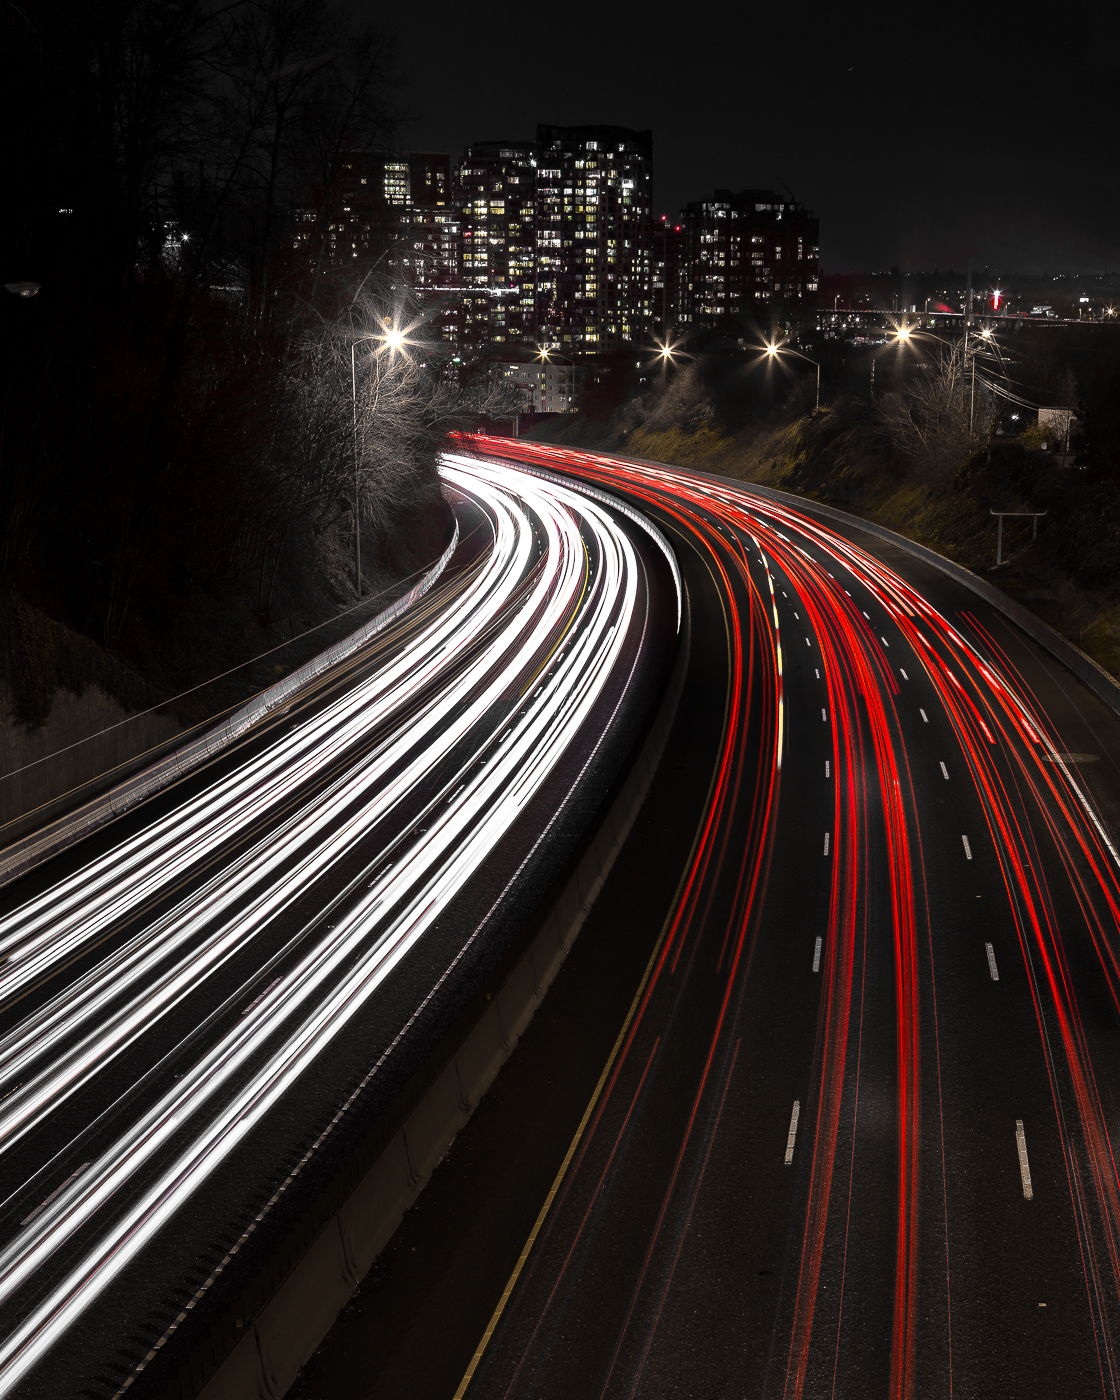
<box><xmin>0</xmin><ymin>518</ymin><xmax>460</xmax><ymax>890</ymax></box>
<box><xmin>157</xmin><ymin>500</ymin><xmax>691</xmax><ymax>1400</ymax></box>
<box><xmin>617</xmin><ymin>453</ymin><xmax>1120</xmax><ymax>723</ymax></box>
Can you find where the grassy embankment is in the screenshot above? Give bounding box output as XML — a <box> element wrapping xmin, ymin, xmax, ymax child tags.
<box><xmin>531</xmin><ymin>408</ymin><xmax>1120</xmax><ymax>684</ymax></box>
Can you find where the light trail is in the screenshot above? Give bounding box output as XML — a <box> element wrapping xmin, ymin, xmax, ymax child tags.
<box><xmin>0</xmin><ymin>457</ymin><xmax>671</xmax><ymax>1395</ymax></box>
<box><xmin>464</xmin><ymin>437</ymin><xmax>1120</xmax><ymax>1400</ymax></box>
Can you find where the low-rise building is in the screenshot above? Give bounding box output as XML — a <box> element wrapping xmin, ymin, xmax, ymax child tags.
<box><xmin>498</xmin><ymin>355</ymin><xmax>575</xmax><ymax>413</ymax></box>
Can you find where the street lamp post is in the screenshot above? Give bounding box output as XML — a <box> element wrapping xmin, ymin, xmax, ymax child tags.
<box><xmin>350</xmin><ymin>341</ymin><xmax>363</xmax><ymax>597</ymax></box>
<box><xmin>767</xmin><ymin>341</ymin><xmax>821</xmax><ymax>413</ymax></box>
<box><xmin>350</xmin><ymin>323</ymin><xmax>409</xmax><ymax>599</ymax></box>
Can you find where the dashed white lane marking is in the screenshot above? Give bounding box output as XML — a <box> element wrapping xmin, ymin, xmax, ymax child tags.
<box><xmin>794</xmin><ymin>611</ymin><xmax>800</xmax><ymax>619</ymax></box>
<box><xmin>805</xmin><ymin>637</ymin><xmax>811</xmax><ymax>646</ymax></box>
<box><xmin>824</xmin><ymin>832</ymin><xmax>831</xmax><ymax>856</ymax></box>
<box><xmin>815</xmin><ymin>669</ymin><xmax>820</xmax><ymax>678</ymax></box>
<box><xmin>825</xmin><ymin>760</ymin><xmax>830</xmax><ymax>777</ymax></box>
<box><xmin>881</xmin><ymin>637</ymin><xmax>890</xmax><ymax>647</ymax></box>
<box><xmin>785</xmin><ymin>1101</ymin><xmax>801</xmax><ymax>1165</ymax></box>
<box><xmin>920</xmin><ymin>709</ymin><xmax>929</xmax><ymax>723</ymax></box>
<box><xmin>1015</xmin><ymin>1121</ymin><xmax>1034</xmax><ymax>1200</ymax></box>
<box><xmin>940</xmin><ymin>762</ymin><xmax>949</xmax><ymax>779</ymax></box>
<box><xmin>813</xmin><ymin>938</ymin><xmax>822</xmax><ymax>973</ymax></box>
<box><xmin>822</xmin><ymin>708</ymin><xmax>828</xmax><ymax>722</ymax></box>
<box><xmin>900</xmin><ymin>668</ymin><xmax>909</xmax><ymax>680</ymax></box>
<box><xmin>985</xmin><ymin>943</ymin><xmax>1000</xmax><ymax>980</ymax></box>
<box><xmin>962</xmin><ymin>835</ymin><xmax>973</xmax><ymax>860</ymax></box>
<box><xmin>862</xmin><ymin>610</ymin><xmax>869</xmax><ymax>618</ymax></box>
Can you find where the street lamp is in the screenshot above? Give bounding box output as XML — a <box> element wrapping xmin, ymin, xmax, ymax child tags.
<box><xmin>766</xmin><ymin>341</ymin><xmax>821</xmax><ymax>414</ymax></box>
<box><xmin>350</xmin><ymin>322</ymin><xmax>413</xmax><ymax>597</ymax></box>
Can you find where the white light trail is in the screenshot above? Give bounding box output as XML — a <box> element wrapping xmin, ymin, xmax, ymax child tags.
<box><xmin>0</xmin><ymin>454</ymin><xmax>668</xmax><ymax>1394</ymax></box>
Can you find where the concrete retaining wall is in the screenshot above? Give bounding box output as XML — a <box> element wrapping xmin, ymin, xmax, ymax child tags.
<box><xmin>0</xmin><ymin>686</ymin><xmax>182</xmax><ymax>847</ymax></box>
<box><xmin>163</xmin><ymin>588</ymin><xmax>692</xmax><ymax>1400</ymax></box>
<box><xmin>0</xmin><ymin>523</ymin><xmax>459</xmax><ymax>890</ymax></box>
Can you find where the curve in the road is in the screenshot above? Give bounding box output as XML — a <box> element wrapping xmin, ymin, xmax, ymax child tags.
<box><xmin>0</xmin><ymin>457</ymin><xmax>675</xmax><ymax>1398</ymax></box>
<box><xmin>461</xmin><ymin>438</ymin><xmax>1120</xmax><ymax>1400</ymax></box>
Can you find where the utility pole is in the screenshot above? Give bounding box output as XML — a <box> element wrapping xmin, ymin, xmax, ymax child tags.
<box><xmin>350</xmin><ymin>342</ymin><xmax>362</xmax><ymax>598</ymax></box>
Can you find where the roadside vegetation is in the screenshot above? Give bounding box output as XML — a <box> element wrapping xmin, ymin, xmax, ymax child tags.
<box><xmin>1</xmin><ymin>0</ymin><xmax>513</xmax><ymax>734</ymax></box>
<box><xmin>532</xmin><ymin>328</ymin><xmax>1120</xmax><ymax>681</ymax></box>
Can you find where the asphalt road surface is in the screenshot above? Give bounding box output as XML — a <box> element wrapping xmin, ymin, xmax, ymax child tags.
<box><xmin>0</xmin><ymin>456</ymin><xmax>674</xmax><ymax>1399</ymax></box>
<box><xmin>291</xmin><ymin>441</ymin><xmax>1120</xmax><ymax>1400</ymax></box>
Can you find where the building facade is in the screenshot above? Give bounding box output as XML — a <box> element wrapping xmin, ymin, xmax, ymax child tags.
<box><xmin>286</xmin><ymin>138</ymin><xmax>822</xmax><ymax>374</ymax></box>
<box><xmin>453</xmin><ymin>141</ymin><xmax>539</xmax><ymax>359</ymax></box>
<box><xmin>498</xmin><ymin>354</ymin><xmax>576</xmax><ymax>413</ymax></box>
<box><xmin>674</xmin><ymin>190</ymin><xmax>819</xmax><ymax>327</ymax></box>
<box><xmin>534</xmin><ymin>124</ymin><xmax>653</xmax><ymax>354</ymax></box>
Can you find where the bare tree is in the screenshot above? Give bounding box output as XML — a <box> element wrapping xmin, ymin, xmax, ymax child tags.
<box><xmin>876</xmin><ymin>341</ymin><xmax>994</xmax><ymax>480</ymax></box>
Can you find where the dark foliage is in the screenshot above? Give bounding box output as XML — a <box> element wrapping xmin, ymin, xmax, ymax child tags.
<box><xmin>0</xmin><ymin>0</ymin><xmax>512</xmax><ymax>727</ymax></box>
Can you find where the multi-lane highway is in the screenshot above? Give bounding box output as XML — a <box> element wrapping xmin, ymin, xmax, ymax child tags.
<box><xmin>0</xmin><ymin>457</ymin><xmax>675</xmax><ymax>1398</ymax></box>
<box><xmin>294</xmin><ymin>439</ymin><xmax>1120</xmax><ymax>1400</ymax></box>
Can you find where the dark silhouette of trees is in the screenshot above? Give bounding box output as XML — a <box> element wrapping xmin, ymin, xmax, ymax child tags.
<box><xmin>0</xmin><ymin>0</ymin><xmax>509</xmax><ymax>723</ymax></box>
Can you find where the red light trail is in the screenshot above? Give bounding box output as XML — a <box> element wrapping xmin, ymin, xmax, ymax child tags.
<box><xmin>463</xmin><ymin>437</ymin><xmax>1120</xmax><ymax>1400</ymax></box>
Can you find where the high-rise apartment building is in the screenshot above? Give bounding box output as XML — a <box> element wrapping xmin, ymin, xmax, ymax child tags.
<box><xmin>652</xmin><ymin>216</ymin><xmax>686</xmax><ymax>336</ymax></box>
<box><xmin>444</xmin><ymin>124</ymin><xmax>654</xmax><ymax>360</ymax></box>
<box><xmin>289</xmin><ymin>154</ymin><xmax>410</xmax><ymax>267</ymax></box>
<box><xmin>674</xmin><ymin>190</ymin><xmax>819</xmax><ymax>326</ymax></box>
<box><xmin>408</xmin><ymin>152</ymin><xmax>451</xmax><ymax>209</ymax></box>
<box><xmin>535</xmin><ymin>124</ymin><xmax>653</xmax><ymax>352</ymax></box>
<box><xmin>454</xmin><ymin>141</ymin><xmax>538</xmax><ymax>359</ymax></box>
<box><xmin>401</xmin><ymin>153</ymin><xmax>460</xmax><ymax>351</ymax></box>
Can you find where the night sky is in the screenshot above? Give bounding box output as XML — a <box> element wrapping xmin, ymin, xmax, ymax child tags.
<box><xmin>372</xmin><ymin>0</ymin><xmax>1116</xmax><ymax>274</ymax></box>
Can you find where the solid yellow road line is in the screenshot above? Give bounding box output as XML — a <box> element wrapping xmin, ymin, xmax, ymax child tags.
<box><xmin>452</xmin><ymin>532</ymin><xmax>730</xmax><ymax>1399</ymax></box>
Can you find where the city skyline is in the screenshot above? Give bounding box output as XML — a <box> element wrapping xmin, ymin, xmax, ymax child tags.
<box><xmin>372</xmin><ymin>0</ymin><xmax>1116</xmax><ymax>276</ymax></box>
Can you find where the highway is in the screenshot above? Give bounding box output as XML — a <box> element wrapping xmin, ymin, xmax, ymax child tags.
<box><xmin>0</xmin><ymin>457</ymin><xmax>676</xmax><ymax>1398</ymax></box>
<box><xmin>294</xmin><ymin>439</ymin><xmax>1120</xmax><ymax>1400</ymax></box>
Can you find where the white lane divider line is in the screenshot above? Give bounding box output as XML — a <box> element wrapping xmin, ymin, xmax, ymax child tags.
<box><xmin>813</xmin><ymin>937</ymin><xmax>822</xmax><ymax>972</ymax></box>
<box><xmin>794</xmin><ymin>611</ymin><xmax>800</xmax><ymax>619</ymax></box>
<box><xmin>825</xmin><ymin>760</ymin><xmax>830</xmax><ymax>777</ymax></box>
<box><xmin>824</xmin><ymin>832</ymin><xmax>831</xmax><ymax>856</ymax></box>
<box><xmin>815</xmin><ymin>669</ymin><xmax>820</xmax><ymax>678</ymax></box>
<box><xmin>920</xmin><ymin>709</ymin><xmax>929</xmax><ymax>723</ymax></box>
<box><xmin>962</xmin><ymin>835</ymin><xmax>973</xmax><ymax>860</ymax></box>
<box><xmin>900</xmin><ymin>668</ymin><xmax>909</xmax><ymax>680</ymax></box>
<box><xmin>21</xmin><ymin>1162</ymin><xmax>91</xmax><ymax>1226</ymax></box>
<box><xmin>822</xmin><ymin>708</ymin><xmax>828</xmax><ymax>722</ymax></box>
<box><xmin>862</xmin><ymin>611</ymin><xmax>870</xmax><ymax>619</ymax></box>
<box><xmin>881</xmin><ymin>637</ymin><xmax>890</xmax><ymax>647</ymax></box>
<box><xmin>986</xmin><ymin>943</ymin><xmax>1000</xmax><ymax>981</ymax></box>
<box><xmin>940</xmin><ymin>762</ymin><xmax>950</xmax><ymax>779</ymax></box>
<box><xmin>1015</xmin><ymin>1120</ymin><xmax>1034</xmax><ymax>1200</ymax></box>
<box><xmin>785</xmin><ymin>1101</ymin><xmax>801</xmax><ymax>1164</ymax></box>
<box><xmin>805</xmin><ymin>637</ymin><xmax>811</xmax><ymax>647</ymax></box>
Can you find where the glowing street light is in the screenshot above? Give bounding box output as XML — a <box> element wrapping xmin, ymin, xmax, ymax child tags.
<box><xmin>765</xmin><ymin>340</ymin><xmax>820</xmax><ymax>413</ymax></box>
<box><xmin>351</xmin><ymin>320</ymin><xmax>416</xmax><ymax>595</ymax></box>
